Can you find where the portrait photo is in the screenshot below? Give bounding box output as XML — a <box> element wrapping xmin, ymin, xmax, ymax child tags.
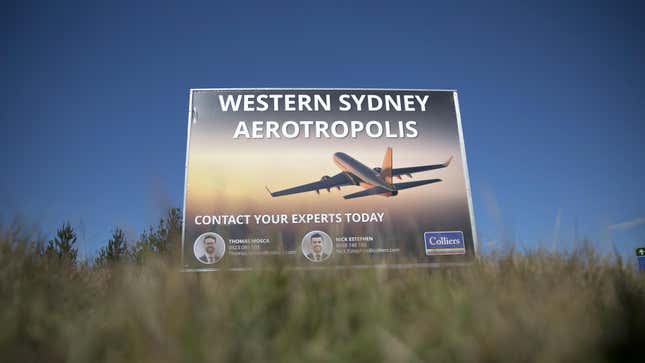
<box><xmin>301</xmin><ymin>230</ymin><xmax>333</xmax><ymax>262</ymax></box>
<box><xmin>193</xmin><ymin>232</ymin><xmax>226</xmax><ymax>264</ymax></box>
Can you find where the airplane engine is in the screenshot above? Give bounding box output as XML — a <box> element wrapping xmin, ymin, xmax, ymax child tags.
<box><xmin>390</xmin><ymin>191</ymin><xmax>399</xmax><ymax>197</ymax></box>
<box><xmin>321</xmin><ymin>176</ymin><xmax>332</xmax><ymax>192</ymax></box>
<box><xmin>342</xmin><ymin>172</ymin><xmax>361</xmax><ymax>186</ymax></box>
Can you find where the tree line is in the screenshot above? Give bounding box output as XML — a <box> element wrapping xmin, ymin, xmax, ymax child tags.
<box><xmin>41</xmin><ymin>208</ymin><xmax>182</xmax><ymax>266</ymax></box>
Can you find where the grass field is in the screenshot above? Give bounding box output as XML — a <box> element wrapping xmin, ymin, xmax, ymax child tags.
<box><xmin>1</xmin><ymin>230</ymin><xmax>644</xmax><ymax>363</ymax></box>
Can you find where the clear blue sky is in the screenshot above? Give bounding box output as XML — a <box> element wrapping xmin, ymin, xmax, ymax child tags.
<box><xmin>2</xmin><ymin>0</ymin><xmax>644</xmax><ymax>260</ymax></box>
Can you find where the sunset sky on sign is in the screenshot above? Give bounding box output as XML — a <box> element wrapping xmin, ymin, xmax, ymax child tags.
<box><xmin>2</xmin><ymin>0</ymin><xmax>644</xmax><ymax>260</ymax></box>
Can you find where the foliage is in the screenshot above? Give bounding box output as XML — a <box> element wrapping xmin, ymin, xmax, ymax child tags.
<box><xmin>130</xmin><ymin>208</ymin><xmax>182</xmax><ymax>263</ymax></box>
<box><xmin>96</xmin><ymin>228</ymin><xmax>129</xmax><ymax>265</ymax></box>
<box><xmin>44</xmin><ymin>222</ymin><xmax>78</xmax><ymax>264</ymax></box>
<box><xmin>1</xmin><ymin>226</ymin><xmax>644</xmax><ymax>362</ymax></box>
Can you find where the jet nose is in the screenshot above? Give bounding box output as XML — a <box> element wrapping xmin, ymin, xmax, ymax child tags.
<box><xmin>332</xmin><ymin>152</ymin><xmax>344</xmax><ymax>162</ymax></box>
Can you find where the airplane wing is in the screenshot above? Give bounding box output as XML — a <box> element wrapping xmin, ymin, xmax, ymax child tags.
<box><xmin>391</xmin><ymin>156</ymin><xmax>453</xmax><ymax>177</ymax></box>
<box><xmin>267</xmin><ymin>172</ymin><xmax>355</xmax><ymax>197</ymax></box>
<box><xmin>343</xmin><ymin>187</ymin><xmax>389</xmax><ymax>199</ymax></box>
<box><xmin>343</xmin><ymin>178</ymin><xmax>442</xmax><ymax>199</ymax></box>
<box><xmin>394</xmin><ymin>178</ymin><xmax>442</xmax><ymax>190</ymax></box>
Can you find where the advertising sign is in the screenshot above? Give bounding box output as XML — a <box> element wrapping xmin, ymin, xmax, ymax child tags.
<box><xmin>182</xmin><ymin>89</ymin><xmax>477</xmax><ymax>270</ymax></box>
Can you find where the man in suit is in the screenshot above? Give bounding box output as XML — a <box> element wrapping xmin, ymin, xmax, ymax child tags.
<box><xmin>306</xmin><ymin>233</ymin><xmax>329</xmax><ymax>262</ymax></box>
<box><xmin>199</xmin><ymin>235</ymin><xmax>222</xmax><ymax>264</ymax></box>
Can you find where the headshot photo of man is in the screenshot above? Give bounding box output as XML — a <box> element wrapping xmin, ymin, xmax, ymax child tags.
<box><xmin>301</xmin><ymin>231</ymin><xmax>332</xmax><ymax>262</ymax></box>
<box><xmin>193</xmin><ymin>232</ymin><xmax>225</xmax><ymax>264</ymax></box>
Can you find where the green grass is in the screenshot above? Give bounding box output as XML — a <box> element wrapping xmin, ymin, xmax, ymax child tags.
<box><xmin>1</xmin><ymin>232</ymin><xmax>644</xmax><ymax>363</ymax></box>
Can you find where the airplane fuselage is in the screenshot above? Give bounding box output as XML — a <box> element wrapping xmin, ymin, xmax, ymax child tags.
<box><xmin>266</xmin><ymin>147</ymin><xmax>448</xmax><ymax>199</ymax></box>
<box><xmin>333</xmin><ymin>152</ymin><xmax>394</xmax><ymax>192</ymax></box>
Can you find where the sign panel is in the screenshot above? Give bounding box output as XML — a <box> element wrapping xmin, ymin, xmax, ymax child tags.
<box><xmin>182</xmin><ymin>89</ymin><xmax>477</xmax><ymax>270</ymax></box>
<box><xmin>637</xmin><ymin>247</ymin><xmax>645</xmax><ymax>271</ymax></box>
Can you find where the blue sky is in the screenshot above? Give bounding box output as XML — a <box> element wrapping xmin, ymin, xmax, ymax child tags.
<box><xmin>2</xmin><ymin>0</ymin><xmax>644</xmax><ymax>260</ymax></box>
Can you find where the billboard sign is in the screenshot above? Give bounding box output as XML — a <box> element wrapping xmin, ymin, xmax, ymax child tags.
<box><xmin>182</xmin><ymin>89</ymin><xmax>477</xmax><ymax>270</ymax></box>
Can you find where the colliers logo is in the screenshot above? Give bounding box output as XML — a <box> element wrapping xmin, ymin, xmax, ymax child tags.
<box><xmin>424</xmin><ymin>231</ymin><xmax>466</xmax><ymax>256</ymax></box>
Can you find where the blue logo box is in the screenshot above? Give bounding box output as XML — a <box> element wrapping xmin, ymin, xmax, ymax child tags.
<box><xmin>424</xmin><ymin>231</ymin><xmax>466</xmax><ymax>256</ymax></box>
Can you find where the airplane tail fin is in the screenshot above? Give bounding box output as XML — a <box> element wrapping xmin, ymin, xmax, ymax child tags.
<box><xmin>380</xmin><ymin>147</ymin><xmax>393</xmax><ymax>185</ymax></box>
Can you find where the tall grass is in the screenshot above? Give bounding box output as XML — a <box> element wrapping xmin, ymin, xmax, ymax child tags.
<box><xmin>0</xmin><ymin>229</ymin><xmax>644</xmax><ymax>362</ymax></box>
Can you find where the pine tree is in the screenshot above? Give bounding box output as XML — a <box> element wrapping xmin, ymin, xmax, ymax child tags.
<box><xmin>131</xmin><ymin>208</ymin><xmax>182</xmax><ymax>262</ymax></box>
<box><xmin>96</xmin><ymin>227</ymin><xmax>128</xmax><ymax>265</ymax></box>
<box><xmin>45</xmin><ymin>222</ymin><xmax>78</xmax><ymax>264</ymax></box>
<box><xmin>159</xmin><ymin>207</ymin><xmax>181</xmax><ymax>255</ymax></box>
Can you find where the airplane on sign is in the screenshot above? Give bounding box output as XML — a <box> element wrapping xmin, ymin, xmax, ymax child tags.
<box><xmin>265</xmin><ymin>147</ymin><xmax>452</xmax><ymax>199</ymax></box>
